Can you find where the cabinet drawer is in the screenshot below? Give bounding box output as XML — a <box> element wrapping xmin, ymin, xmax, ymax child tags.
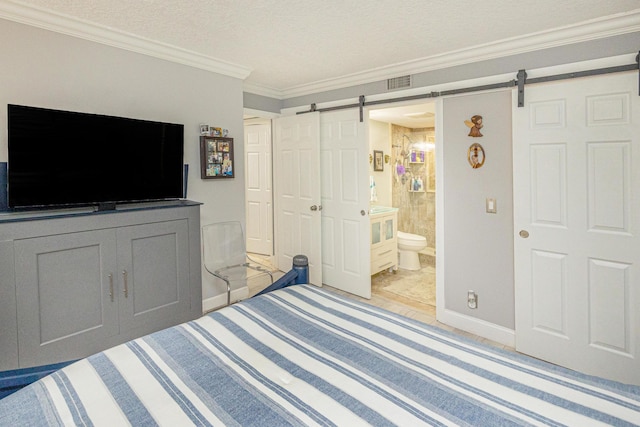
<box><xmin>372</xmin><ymin>242</ymin><xmax>396</xmax><ymax>260</ymax></box>
<box><xmin>371</xmin><ymin>241</ymin><xmax>397</xmax><ymax>275</ymax></box>
<box><xmin>371</xmin><ymin>252</ymin><xmax>397</xmax><ymax>275</ymax></box>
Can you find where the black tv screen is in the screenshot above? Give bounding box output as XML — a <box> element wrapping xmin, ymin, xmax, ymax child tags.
<box><xmin>8</xmin><ymin>104</ymin><xmax>184</xmax><ymax>209</ymax></box>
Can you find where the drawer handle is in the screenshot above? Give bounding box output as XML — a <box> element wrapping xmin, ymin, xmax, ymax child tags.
<box><xmin>108</xmin><ymin>273</ymin><xmax>114</xmax><ymax>302</ymax></box>
<box><xmin>378</xmin><ymin>261</ymin><xmax>393</xmax><ymax>269</ymax></box>
<box><xmin>122</xmin><ymin>270</ymin><xmax>128</xmax><ymax>298</ymax></box>
<box><xmin>378</xmin><ymin>249</ymin><xmax>392</xmax><ymax>256</ymax></box>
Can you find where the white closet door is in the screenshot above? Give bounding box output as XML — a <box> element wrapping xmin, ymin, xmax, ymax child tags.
<box><xmin>513</xmin><ymin>72</ymin><xmax>640</xmax><ymax>385</ymax></box>
<box><xmin>273</xmin><ymin>113</ymin><xmax>322</xmax><ymax>285</ymax></box>
<box><xmin>245</xmin><ymin>123</ymin><xmax>273</xmax><ymax>255</ymax></box>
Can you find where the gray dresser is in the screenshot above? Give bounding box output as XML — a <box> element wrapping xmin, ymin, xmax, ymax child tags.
<box><xmin>0</xmin><ymin>201</ymin><xmax>202</xmax><ymax>370</ymax></box>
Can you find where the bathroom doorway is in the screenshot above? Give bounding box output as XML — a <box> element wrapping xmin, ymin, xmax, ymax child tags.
<box><xmin>368</xmin><ymin>103</ymin><xmax>436</xmax><ymax>313</ymax></box>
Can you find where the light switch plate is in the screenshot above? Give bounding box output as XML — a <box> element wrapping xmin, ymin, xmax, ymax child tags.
<box><xmin>486</xmin><ymin>198</ymin><xmax>497</xmax><ymax>214</ymax></box>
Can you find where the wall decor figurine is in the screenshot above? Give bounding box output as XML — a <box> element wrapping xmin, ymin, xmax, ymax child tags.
<box><xmin>467</xmin><ymin>143</ymin><xmax>485</xmax><ymax>169</ymax></box>
<box><xmin>464</xmin><ymin>115</ymin><xmax>483</xmax><ymax>137</ymax></box>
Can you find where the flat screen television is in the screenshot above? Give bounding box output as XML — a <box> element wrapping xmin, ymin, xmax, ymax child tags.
<box><xmin>7</xmin><ymin>104</ymin><xmax>184</xmax><ymax>210</ymax></box>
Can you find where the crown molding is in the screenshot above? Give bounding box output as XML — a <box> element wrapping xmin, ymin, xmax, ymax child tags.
<box><xmin>242</xmin><ymin>82</ymin><xmax>284</xmax><ymax>100</ymax></box>
<box><xmin>0</xmin><ymin>0</ymin><xmax>252</xmax><ymax>80</ymax></box>
<box><xmin>246</xmin><ymin>9</ymin><xmax>640</xmax><ymax>99</ymax></box>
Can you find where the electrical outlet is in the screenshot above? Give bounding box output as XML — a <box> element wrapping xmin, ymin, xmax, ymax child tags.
<box><xmin>467</xmin><ymin>291</ymin><xmax>478</xmax><ymax>309</ymax></box>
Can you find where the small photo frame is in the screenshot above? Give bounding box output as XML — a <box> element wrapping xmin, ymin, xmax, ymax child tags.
<box><xmin>199</xmin><ymin>124</ymin><xmax>210</xmax><ymax>136</ymax></box>
<box><xmin>373</xmin><ymin>150</ymin><xmax>384</xmax><ymax>171</ymax></box>
<box><xmin>218</xmin><ymin>141</ymin><xmax>230</xmax><ymax>152</ymax></box>
<box><xmin>200</xmin><ymin>136</ymin><xmax>234</xmax><ymax>179</ymax></box>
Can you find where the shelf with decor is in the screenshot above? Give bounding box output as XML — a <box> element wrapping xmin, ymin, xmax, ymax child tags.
<box><xmin>408</xmin><ymin>150</ymin><xmax>426</xmax><ymax>163</ymax></box>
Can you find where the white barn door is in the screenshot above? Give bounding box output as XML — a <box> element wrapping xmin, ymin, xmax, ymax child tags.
<box><xmin>513</xmin><ymin>72</ymin><xmax>640</xmax><ymax>385</ymax></box>
<box><xmin>320</xmin><ymin>110</ymin><xmax>371</xmax><ymax>298</ymax></box>
<box><xmin>273</xmin><ymin>113</ymin><xmax>322</xmax><ymax>285</ymax></box>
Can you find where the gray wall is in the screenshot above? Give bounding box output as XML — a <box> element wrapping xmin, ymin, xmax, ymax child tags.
<box><xmin>243</xmin><ymin>92</ymin><xmax>282</xmax><ymax>114</ymax></box>
<box><xmin>442</xmin><ymin>91</ymin><xmax>514</xmax><ymax>328</ymax></box>
<box><xmin>0</xmin><ymin>19</ymin><xmax>246</xmax><ymax>302</ymax></box>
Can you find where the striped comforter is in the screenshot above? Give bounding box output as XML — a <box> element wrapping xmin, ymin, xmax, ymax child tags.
<box><xmin>1</xmin><ymin>285</ymin><xmax>638</xmax><ymax>426</ymax></box>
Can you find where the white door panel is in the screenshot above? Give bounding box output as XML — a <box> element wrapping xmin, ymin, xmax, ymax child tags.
<box><xmin>273</xmin><ymin>113</ymin><xmax>322</xmax><ymax>285</ymax></box>
<box><xmin>245</xmin><ymin>124</ymin><xmax>273</xmax><ymax>255</ymax></box>
<box><xmin>513</xmin><ymin>72</ymin><xmax>640</xmax><ymax>385</ymax></box>
<box><xmin>320</xmin><ymin>110</ymin><xmax>371</xmax><ymax>298</ymax></box>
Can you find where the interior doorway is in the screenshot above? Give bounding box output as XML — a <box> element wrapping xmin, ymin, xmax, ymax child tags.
<box><xmin>368</xmin><ymin>102</ymin><xmax>437</xmax><ymax>313</ymax></box>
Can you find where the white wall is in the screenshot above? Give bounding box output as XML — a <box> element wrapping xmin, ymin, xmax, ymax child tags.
<box><xmin>442</xmin><ymin>90</ymin><xmax>514</xmax><ymax>329</ymax></box>
<box><xmin>0</xmin><ymin>19</ymin><xmax>246</xmax><ymax>304</ymax></box>
<box><xmin>368</xmin><ymin>119</ymin><xmax>392</xmax><ymax>207</ymax></box>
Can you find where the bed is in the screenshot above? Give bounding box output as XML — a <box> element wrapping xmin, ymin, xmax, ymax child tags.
<box><xmin>1</xmin><ymin>284</ymin><xmax>638</xmax><ymax>426</ymax></box>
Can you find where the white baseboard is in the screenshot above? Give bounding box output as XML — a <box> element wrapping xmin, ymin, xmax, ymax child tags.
<box><xmin>436</xmin><ymin>308</ymin><xmax>515</xmax><ymax>348</ymax></box>
<box><xmin>202</xmin><ymin>286</ymin><xmax>249</xmax><ymax>313</ymax></box>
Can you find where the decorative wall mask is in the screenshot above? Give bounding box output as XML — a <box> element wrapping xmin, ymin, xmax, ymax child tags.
<box><xmin>464</xmin><ymin>115</ymin><xmax>483</xmax><ymax>137</ymax></box>
<box><xmin>467</xmin><ymin>143</ymin><xmax>485</xmax><ymax>169</ymax></box>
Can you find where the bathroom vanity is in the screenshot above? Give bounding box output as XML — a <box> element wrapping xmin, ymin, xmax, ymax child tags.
<box><xmin>370</xmin><ymin>206</ymin><xmax>398</xmax><ymax>275</ymax></box>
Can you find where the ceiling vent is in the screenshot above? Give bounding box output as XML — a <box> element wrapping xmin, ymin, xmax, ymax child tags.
<box><xmin>387</xmin><ymin>75</ymin><xmax>411</xmax><ymax>91</ymax></box>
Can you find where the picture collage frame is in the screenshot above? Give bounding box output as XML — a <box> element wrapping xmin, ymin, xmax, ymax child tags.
<box><xmin>200</xmin><ymin>136</ymin><xmax>234</xmax><ymax>179</ymax></box>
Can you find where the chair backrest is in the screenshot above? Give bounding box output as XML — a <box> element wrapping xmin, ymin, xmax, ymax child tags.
<box><xmin>202</xmin><ymin>221</ymin><xmax>247</xmax><ymax>273</ymax></box>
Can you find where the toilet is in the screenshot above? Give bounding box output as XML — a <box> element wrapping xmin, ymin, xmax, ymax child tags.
<box><xmin>397</xmin><ymin>231</ymin><xmax>427</xmax><ymax>270</ymax></box>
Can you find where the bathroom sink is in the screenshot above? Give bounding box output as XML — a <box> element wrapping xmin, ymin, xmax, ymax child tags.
<box><xmin>369</xmin><ymin>206</ymin><xmax>398</xmax><ymax>215</ymax></box>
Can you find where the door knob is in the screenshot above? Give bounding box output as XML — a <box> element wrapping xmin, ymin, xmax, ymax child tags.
<box><xmin>310</xmin><ymin>205</ymin><xmax>318</xmax><ymax>211</ymax></box>
<box><xmin>519</xmin><ymin>230</ymin><xmax>529</xmax><ymax>238</ymax></box>
<box><xmin>361</xmin><ymin>210</ymin><xmax>366</xmax><ymax>216</ymax></box>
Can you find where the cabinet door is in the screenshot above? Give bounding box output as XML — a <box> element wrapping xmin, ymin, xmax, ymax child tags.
<box><xmin>371</xmin><ymin>219</ymin><xmax>382</xmax><ymax>246</ymax></box>
<box><xmin>14</xmin><ymin>230</ymin><xmax>118</xmax><ymax>367</ymax></box>
<box><xmin>116</xmin><ymin>220</ymin><xmax>189</xmax><ymax>335</ymax></box>
<box><xmin>383</xmin><ymin>217</ymin><xmax>395</xmax><ymax>242</ymax></box>
<box><xmin>0</xmin><ymin>242</ymin><xmax>18</xmax><ymax>370</ymax></box>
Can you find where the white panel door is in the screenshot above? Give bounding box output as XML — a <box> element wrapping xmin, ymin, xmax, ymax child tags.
<box><xmin>320</xmin><ymin>110</ymin><xmax>371</xmax><ymax>298</ymax></box>
<box><xmin>245</xmin><ymin>123</ymin><xmax>273</xmax><ymax>255</ymax></box>
<box><xmin>513</xmin><ymin>72</ymin><xmax>640</xmax><ymax>385</ymax></box>
<box><xmin>273</xmin><ymin>113</ymin><xmax>322</xmax><ymax>285</ymax></box>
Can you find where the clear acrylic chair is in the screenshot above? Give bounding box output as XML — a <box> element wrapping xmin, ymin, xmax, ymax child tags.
<box><xmin>202</xmin><ymin>221</ymin><xmax>273</xmax><ymax>306</ymax></box>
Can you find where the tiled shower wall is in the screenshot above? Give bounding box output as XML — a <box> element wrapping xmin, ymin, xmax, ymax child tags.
<box><xmin>391</xmin><ymin>124</ymin><xmax>436</xmax><ymax>249</ymax></box>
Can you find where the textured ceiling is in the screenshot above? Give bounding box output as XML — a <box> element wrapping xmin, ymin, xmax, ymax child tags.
<box><xmin>6</xmin><ymin>0</ymin><xmax>640</xmax><ymax>96</ymax></box>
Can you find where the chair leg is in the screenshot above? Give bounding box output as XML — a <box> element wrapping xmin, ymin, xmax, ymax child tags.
<box><xmin>223</xmin><ymin>277</ymin><xmax>231</xmax><ymax>306</ymax></box>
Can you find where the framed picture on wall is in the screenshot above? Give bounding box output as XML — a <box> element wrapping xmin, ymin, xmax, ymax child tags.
<box><xmin>373</xmin><ymin>150</ymin><xmax>384</xmax><ymax>171</ymax></box>
<box><xmin>200</xmin><ymin>136</ymin><xmax>234</xmax><ymax>179</ymax></box>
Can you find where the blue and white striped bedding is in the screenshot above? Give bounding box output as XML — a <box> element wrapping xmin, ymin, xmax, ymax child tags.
<box><xmin>1</xmin><ymin>284</ymin><xmax>639</xmax><ymax>426</ymax></box>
